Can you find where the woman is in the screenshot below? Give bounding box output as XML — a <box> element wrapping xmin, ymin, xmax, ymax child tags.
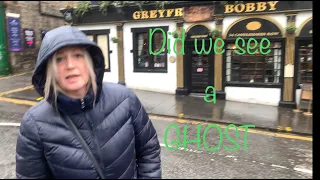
<box><xmin>16</xmin><ymin>26</ymin><xmax>162</xmax><ymax>179</ymax></box>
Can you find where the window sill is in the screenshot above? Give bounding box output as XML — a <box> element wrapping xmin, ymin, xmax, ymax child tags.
<box><xmin>133</xmin><ymin>69</ymin><xmax>167</xmax><ymax>73</ymax></box>
<box><xmin>226</xmin><ymin>82</ymin><xmax>282</xmax><ymax>88</ymax></box>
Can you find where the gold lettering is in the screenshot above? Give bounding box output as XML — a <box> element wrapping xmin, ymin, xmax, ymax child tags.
<box><xmin>245</xmin><ymin>3</ymin><xmax>255</xmax><ymax>12</ymax></box>
<box><xmin>175</xmin><ymin>8</ymin><xmax>183</xmax><ymax>17</ymax></box>
<box><xmin>141</xmin><ymin>11</ymin><xmax>149</xmax><ymax>19</ymax></box>
<box><xmin>149</xmin><ymin>10</ymin><xmax>157</xmax><ymax>18</ymax></box>
<box><xmin>166</xmin><ymin>9</ymin><xmax>174</xmax><ymax>17</ymax></box>
<box><xmin>225</xmin><ymin>4</ymin><xmax>234</xmax><ymax>13</ymax></box>
<box><xmin>234</xmin><ymin>4</ymin><xmax>245</xmax><ymax>12</ymax></box>
<box><xmin>158</xmin><ymin>9</ymin><xmax>165</xmax><ymax>17</ymax></box>
<box><xmin>256</xmin><ymin>2</ymin><xmax>267</xmax><ymax>11</ymax></box>
<box><xmin>268</xmin><ymin>1</ymin><xmax>278</xmax><ymax>10</ymax></box>
<box><xmin>133</xmin><ymin>11</ymin><xmax>141</xmax><ymax>19</ymax></box>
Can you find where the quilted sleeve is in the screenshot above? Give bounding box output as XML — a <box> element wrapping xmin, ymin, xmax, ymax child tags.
<box><xmin>129</xmin><ymin>91</ymin><xmax>162</xmax><ymax>179</ymax></box>
<box><xmin>16</xmin><ymin>111</ymin><xmax>52</xmax><ymax>179</ymax></box>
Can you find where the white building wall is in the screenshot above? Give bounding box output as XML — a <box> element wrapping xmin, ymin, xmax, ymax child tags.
<box><xmin>225</xmin><ymin>87</ymin><xmax>281</xmax><ymax>106</ymax></box>
<box><xmin>75</xmin><ymin>24</ymin><xmax>119</xmax><ymax>84</ymax></box>
<box><xmin>123</xmin><ymin>20</ymin><xmax>177</xmax><ymax>94</ymax></box>
<box><xmin>296</xmin><ymin>11</ymin><xmax>313</xmax><ymax>29</ymax></box>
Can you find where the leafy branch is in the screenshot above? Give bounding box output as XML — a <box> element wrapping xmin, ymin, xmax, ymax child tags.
<box><xmin>74</xmin><ymin>1</ymin><xmax>176</xmax><ymax>17</ymax></box>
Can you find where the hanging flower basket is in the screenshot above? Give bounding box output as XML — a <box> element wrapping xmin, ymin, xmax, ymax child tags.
<box><xmin>171</xmin><ymin>30</ymin><xmax>180</xmax><ymax>39</ymax></box>
<box><xmin>286</xmin><ymin>25</ymin><xmax>297</xmax><ymax>34</ymax></box>
<box><xmin>210</xmin><ymin>29</ymin><xmax>222</xmax><ymax>38</ymax></box>
<box><xmin>111</xmin><ymin>37</ymin><xmax>119</xmax><ymax>43</ymax></box>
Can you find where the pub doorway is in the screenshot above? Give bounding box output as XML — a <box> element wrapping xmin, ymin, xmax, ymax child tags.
<box><xmin>184</xmin><ymin>24</ymin><xmax>214</xmax><ymax>94</ymax></box>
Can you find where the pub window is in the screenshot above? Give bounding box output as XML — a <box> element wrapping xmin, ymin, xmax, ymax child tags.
<box><xmin>131</xmin><ymin>26</ymin><xmax>168</xmax><ymax>73</ymax></box>
<box><xmin>83</xmin><ymin>30</ymin><xmax>111</xmax><ymax>72</ymax></box>
<box><xmin>297</xmin><ymin>40</ymin><xmax>312</xmax><ymax>86</ymax></box>
<box><xmin>225</xmin><ymin>41</ymin><xmax>282</xmax><ymax>84</ymax></box>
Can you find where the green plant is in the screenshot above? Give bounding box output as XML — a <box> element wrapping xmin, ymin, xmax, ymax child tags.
<box><xmin>171</xmin><ymin>30</ymin><xmax>180</xmax><ymax>39</ymax></box>
<box><xmin>98</xmin><ymin>1</ymin><xmax>112</xmax><ymax>16</ymax></box>
<box><xmin>74</xmin><ymin>1</ymin><xmax>176</xmax><ymax>17</ymax></box>
<box><xmin>156</xmin><ymin>1</ymin><xmax>174</xmax><ymax>9</ymax></box>
<box><xmin>74</xmin><ymin>1</ymin><xmax>92</xmax><ymax>17</ymax></box>
<box><xmin>220</xmin><ymin>1</ymin><xmax>243</xmax><ymax>5</ymax></box>
<box><xmin>111</xmin><ymin>37</ymin><xmax>119</xmax><ymax>43</ymax></box>
<box><xmin>286</xmin><ymin>25</ymin><xmax>297</xmax><ymax>34</ymax></box>
<box><xmin>210</xmin><ymin>29</ymin><xmax>222</xmax><ymax>37</ymax></box>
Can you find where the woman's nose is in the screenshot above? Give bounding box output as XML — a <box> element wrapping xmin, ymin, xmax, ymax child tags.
<box><xmin>66</xmin><ymin>57</ymin><xmax>75</xmax><ymax>69</ymax></box>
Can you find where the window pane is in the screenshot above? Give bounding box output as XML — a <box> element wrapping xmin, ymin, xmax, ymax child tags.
<box><xmin>152</xmin><ymin>32</ymin><xmax>166</xmax><ymax>68</ymax></box>
<box><xmin>137</xmin><ymin>33</ymin><xmax>149</xmax><ymax>68</ymax></box>
<box><xmin>87</xmin><ymin>35</ymin><xmax>94</xmax><ymax>42</ymax></box>
<box><xmin>97</xmin><ymin>35</ymin><xmax>109</xmax><ymax>70</ymax></box>
<box><xmin>135</xmin><ymin>29</ymin><xmax>167</xmax><ymax>70</ymax></box>
<box><xmin>298</xmin><ymin>41</ymin><xmax>312</xmax><ymax>85</ymax></box>
<box><xmin>226</xmin><ymin>42</ymin><xmax>282</xmax><ymax>83</ymax></box>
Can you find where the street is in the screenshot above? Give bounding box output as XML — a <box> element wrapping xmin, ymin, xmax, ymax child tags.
<box><xmin>0</xmin><ymin>100</ymin><xmax>313</xmax><ymax>179</ymax></box>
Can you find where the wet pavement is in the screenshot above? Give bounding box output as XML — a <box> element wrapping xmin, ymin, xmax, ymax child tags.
<box><xmin>0</xmin><ymin>73</ymin><xmax>313</xmax><ymax>178</ymax></box>
<box><xmin>0</xmin><ymin>98</ymin><xmax>313</xmax><ymax>179</ymax></box>
<box><xmin>0</xmin><ymin>72</ymin><xmax>313</xmax><ymax>135</ymax></box>
<box><xmin>0</xmin><ymin>99</ymin><xmax>313</xmax><ymax>179</ymax></box>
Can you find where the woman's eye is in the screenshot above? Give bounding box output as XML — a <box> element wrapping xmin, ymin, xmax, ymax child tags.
<box><xmin>74</xmin><ymin>53</ymin><xmax>84</xmax><ymax>58</ymax></box>
<box><xmin>56</xmin><ymin>57</ymin><xmax>64</xmax><ymax>62</ymax></box>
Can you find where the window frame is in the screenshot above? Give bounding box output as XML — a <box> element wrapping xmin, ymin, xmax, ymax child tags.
<box><xmin>82</xmin><ymin>29</ymin><xmax>111</xmax><ymax>72</ymax></box>
<box><xmin>294</xmin><ymin>38</ymin><xmax>313</xmax><ymax>89</ymax></box>
<box><xmin>131</xmin><ymin>26</ymin><xmax>169</xmax><ymax>73</ymax></box>
<box><xmin>223</xmin><ymin>37</ymin><xmax>285</xmax><ymax>88</ymax></box>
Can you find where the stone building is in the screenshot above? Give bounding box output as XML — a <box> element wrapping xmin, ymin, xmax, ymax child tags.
<box><xmin>3</xmin><ymin>1</ymin><xmax>77</xmax><ymax>74</ymax></box>
<box><xmin>61</xmin><ymin>1</ymin><xmax>312</xmax><ymax>109</ymax></box>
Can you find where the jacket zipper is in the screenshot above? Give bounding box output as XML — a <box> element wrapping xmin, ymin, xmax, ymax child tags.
<box><xmin>81</xmin><ymin>98</ymin><xmax>106</xmax><ymax>174</ymax></box>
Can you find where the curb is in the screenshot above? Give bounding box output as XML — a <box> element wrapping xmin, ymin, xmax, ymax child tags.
<box><xmin>148</xmin><ymin>113</ymin><xmax>313</xmax><ymax>137</ymax></box>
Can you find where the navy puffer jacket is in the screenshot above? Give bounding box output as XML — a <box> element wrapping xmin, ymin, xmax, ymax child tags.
<box><xmin>16</xmin><ymin>26</ymin><xmax>162</xmax><ymax>179</ymax></box>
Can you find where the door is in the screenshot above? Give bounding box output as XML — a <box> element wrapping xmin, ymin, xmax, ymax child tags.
<box><xmin>185</xmin><ymin>39</ymin><xmax>214</xmax><ymax>93</ymax></box>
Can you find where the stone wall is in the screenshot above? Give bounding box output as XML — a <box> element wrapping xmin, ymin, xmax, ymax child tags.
<box><xmin>3</xmin><ymin>1</ymin><xmax>77</xmax><ymax>74</ymax></box>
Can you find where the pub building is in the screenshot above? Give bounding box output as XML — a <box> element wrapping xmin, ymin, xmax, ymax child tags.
<box><xmin>60</xmin><ymin>1</ymin><xmax>312</xmax><ymax>108</ymax></box>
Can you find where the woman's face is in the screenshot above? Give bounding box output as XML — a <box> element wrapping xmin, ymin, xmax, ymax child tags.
<box><xmin>55</xmin><ymin>46</ymin><xmax>89</xmax><ymax>98</ymax></box>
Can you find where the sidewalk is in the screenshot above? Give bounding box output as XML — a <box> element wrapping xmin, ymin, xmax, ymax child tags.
<box><xmin>0</xmin><ymin>72</ymin><xmax>313</xmax><ymax>136</ymax></box>
<box><xmin>131</xmin><ymin>89</ymin><xmax>313</xmax><ymax>136</ymax></box>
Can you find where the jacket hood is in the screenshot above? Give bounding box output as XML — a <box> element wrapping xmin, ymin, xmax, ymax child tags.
<box><xmin>32</xmin><ymin>26</ymin><xmax>105</xmax><ymax>109</ymax></box>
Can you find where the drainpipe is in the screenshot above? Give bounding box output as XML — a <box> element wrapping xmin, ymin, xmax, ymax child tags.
<box><xmin>0</xmin><ymin>1</ymin><xmax>10</xmax><ymax>76</ymax></box>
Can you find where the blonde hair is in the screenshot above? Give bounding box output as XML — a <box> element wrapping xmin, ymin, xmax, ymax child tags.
<box><xmin>43</xmin><ymin>47</ymin><xmax>98</xmax><ymax>110</ymax></box>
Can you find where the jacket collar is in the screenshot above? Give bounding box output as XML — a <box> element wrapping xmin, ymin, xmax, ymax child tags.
<box><xmin>56</xmin><ymin>88</ymin><xmax>95</xmax><ymax>116</ymax></box>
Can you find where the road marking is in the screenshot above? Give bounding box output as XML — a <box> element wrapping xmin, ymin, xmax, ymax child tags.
<box><xmin>294</xmin><ymin>166</ymin><xmax>312</xmax><ymax>174</ymax></box>
<box><xmin>0</xmin><ymin>85</ymin><xmax>34</xmax><ymax>96</ymax></box>
<box><xmin>0</xmin><ymin>122</ymin><xmax>21</xmax><ymax>126</ymax></box>
<box><xmin>271</xmin><ymin>164</ymin><xmax>289</xmax><ymax>169</ymax></box>
<box><xmin>0</xmin><ymin>71</ymin><xmax>33</xmax><ymax>80</ymax></box>
<box><xmin>0</xmin><ymin>97</ymin><xmax>36</xmax><ymax>106</ymax></box>
<box><xmin>149</xmin><ymin>116</ymin><xmax>312</xmax><ymax>142</ymax></box>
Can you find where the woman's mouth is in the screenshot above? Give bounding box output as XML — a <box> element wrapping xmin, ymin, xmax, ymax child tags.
<box><xmin>66</xmin><ymin>75</ymin><xmax>80</xmax><ymax>82</ymax></box>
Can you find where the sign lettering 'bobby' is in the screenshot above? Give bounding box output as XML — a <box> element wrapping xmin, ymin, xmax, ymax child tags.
<box><xmin>224</xmin><ymin>1</ymin><xmax>278</xmax><ymax>13</ymax></box>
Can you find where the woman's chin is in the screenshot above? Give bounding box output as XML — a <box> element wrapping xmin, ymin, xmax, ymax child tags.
<box><xmin>63</xmin><ymin>84</ymin><xmax>87</xmax><ymax>94</ymax></box>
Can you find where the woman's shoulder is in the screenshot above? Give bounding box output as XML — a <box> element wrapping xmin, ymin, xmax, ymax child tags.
<box><xmin>102</xmin><ymin>82</ymin><xmax>133</xmax><ymax>96</ymax></box>
<box><xmin>22</xmin><ymin>100</ymin><xmax>56</xmax><ymax>123</ymax></box>
<box><xmin>101</xmin><ymin>82</ymin><xmax>139</xmax><ymax>103</ymax></box>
